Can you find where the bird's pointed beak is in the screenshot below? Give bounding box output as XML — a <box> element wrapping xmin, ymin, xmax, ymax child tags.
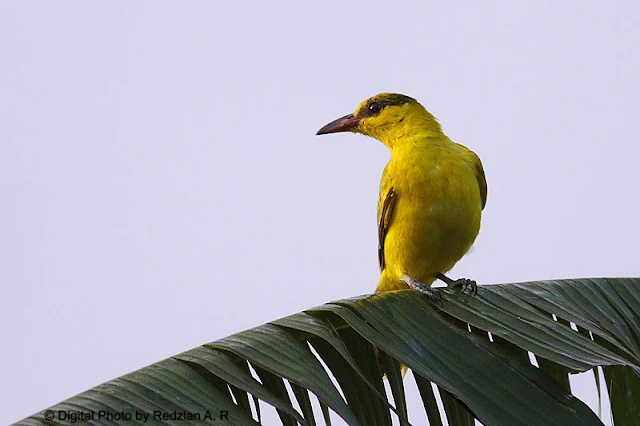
<box><xmin>316</xmin><ymin>114</ymin><xmax>361</xmax><ymax>135</ymax></box>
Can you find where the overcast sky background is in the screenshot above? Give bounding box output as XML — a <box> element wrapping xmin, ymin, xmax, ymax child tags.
<box><xmin>2</xmin><ymin>1</ymin><xmax>639</xmax><ymax>425</ymax></box>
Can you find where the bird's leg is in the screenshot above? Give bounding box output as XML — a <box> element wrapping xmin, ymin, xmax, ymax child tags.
<box><xmin>437</xmin><ymin>273</ymin><xmax>477</xmax><ymax>296</ymax></box>
<box><xmin>401</xmin><ymin>274</ymin><xmax>442</xmax><ymax>304</ymax></box>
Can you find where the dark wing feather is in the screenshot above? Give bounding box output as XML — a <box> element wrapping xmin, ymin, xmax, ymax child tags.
<box><xmin>473</xmin><ymin>154</ymin><xmax>488</xmax><ymax>210</ymax></box>
<box><xmin>378</xmin><ymin>187</ymin><xmax>396</xmax><ymax>272</ymax></box>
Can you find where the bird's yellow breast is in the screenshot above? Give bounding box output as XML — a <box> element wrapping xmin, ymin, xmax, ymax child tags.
<box><xmin>376</xmin><ymin>139</ymin><xmax>483</xmax><ymax>292</ymax></box>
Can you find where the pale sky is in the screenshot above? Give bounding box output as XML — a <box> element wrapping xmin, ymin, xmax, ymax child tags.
<box><xmin>2</xmin><ymin>2</ymin><xmax>639</xmax><ymax>425</ymax></box>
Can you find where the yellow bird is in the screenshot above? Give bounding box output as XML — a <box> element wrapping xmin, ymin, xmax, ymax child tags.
<box><xmin>316</xmin><ymin>93</ymin><xmax>487</xmax><ymax>301</ymax></box>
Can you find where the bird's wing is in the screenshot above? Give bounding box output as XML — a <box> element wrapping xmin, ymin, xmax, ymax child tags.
<box><xmin>377</xmin><ymin>187</ymin><xmax>396</xmax><ymax>272</ymax></box>
<box><xmin>472</xmin><ymin>153</ymin><xmax>488</xmax><ymax>210</ymax></box>
<box><xmin>465</xmin><ymin>150</ymin><xmax>487</xmax><ymax>210</ymax></box>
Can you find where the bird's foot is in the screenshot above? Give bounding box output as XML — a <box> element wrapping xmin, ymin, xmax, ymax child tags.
<box><xmin>401</xmin><ymin>274</ymin><xmax>442</xmax><ymax>304</ymax></box>
<box><xmin>437</xmin><ymin>273</ymin><xmax>477</xmax><ymax>296</ymax></box>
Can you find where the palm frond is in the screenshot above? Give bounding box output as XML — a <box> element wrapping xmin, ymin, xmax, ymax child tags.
<box><xmin>19</xmin><ymin>278</ymin><xmax>640</xmax><ymax>426</ymax></box>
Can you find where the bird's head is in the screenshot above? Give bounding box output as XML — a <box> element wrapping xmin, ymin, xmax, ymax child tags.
<box><xmin>316</xmin><ymin>93</ymin><xmax>441</xmax><ymax>148</ymax></box>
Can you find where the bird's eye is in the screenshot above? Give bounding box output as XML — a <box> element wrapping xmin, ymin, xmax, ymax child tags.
<box><xmin>368</xmin><ymin>101</ymin><xmax>383</xmax><ymax>114</ymax></box>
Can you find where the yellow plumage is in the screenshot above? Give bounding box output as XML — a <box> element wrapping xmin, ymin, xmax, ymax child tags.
<box><xmin>317</xmin><ymin>93</ymin><xmax>486</xmax><ymax>299</ymax></box>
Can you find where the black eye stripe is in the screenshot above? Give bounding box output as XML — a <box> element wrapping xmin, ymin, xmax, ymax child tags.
<box><xmin>358</xmin><ymin>94</ymin><xmax>415</xmax><ymax>118</ymax></box>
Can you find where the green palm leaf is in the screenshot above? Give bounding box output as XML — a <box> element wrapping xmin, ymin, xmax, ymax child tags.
<box><xmin>19</xmin><ymin>278</ymin><xmax>640</xmax><ymax>425</ymax></box>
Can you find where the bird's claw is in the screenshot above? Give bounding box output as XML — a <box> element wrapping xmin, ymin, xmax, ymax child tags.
<box><xmin>416</xmin><ymin>285</ymin><xmax>442</xmax><ymax>305</ymax></box>
<box><xmin>436</xmin><ymin>273</ymin><xmax>478</xmax><ymax>296</ymax></box>
<box><xmin>401</xmin><ymin>274</ymin><xmax>442</xmax><ymax>305</ymax></box>
<box><xmin>451</xmin><ymin>278</ymin><xmax>477</xmax><ymax>296</ymax></box>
